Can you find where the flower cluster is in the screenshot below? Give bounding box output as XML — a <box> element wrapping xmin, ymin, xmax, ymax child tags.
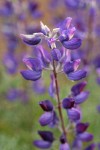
<box><xmin>20</xmin><ymin>17</ymin><xmax>93</xmax><ymax>149</ymax></box>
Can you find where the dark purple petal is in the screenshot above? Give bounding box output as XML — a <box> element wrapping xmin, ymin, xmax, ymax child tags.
<box><xmin>20</xmin><ymin>34</ymin><xmax>41</xmax><ymax>45</ymax></box>
<box><xmin>62</xmin><ymin>98</ymin><xmax>74</xmax><ymax>109</ymax></box>
<box><xmin>67</xmin><ymin>70</ymin><xmax>87</xmax><ymax>81</ymax></box>
<box><xmin>39</xmin><ymin>100</ymin><xmax>53</xmax><ymax>112</ymax></box>
<box><xmin>62</xmin><ymin>38</ymin><xmax>82</xmax><ymax>50</ymax></box>
<box><xmin>51</xmin><ymin>48</ymin><xmax>62</xmax><ymax>61</ymax></box>
<box><xmin>39</xmin><ymin>112</ymin><xmax>53</xmax><ymax>126</ymax></box>
<box><xmin>76</xmin><ymin>122</ymin><xmax>89</xmax><ymax>134</ymax></box>
<box><xmin>78</xmin><ymin>132</ymin><xmax>93</xmax><ymax>142</ymax></box>
<box><xmin>38</xmin><ymin>131</ymin><xmax>54</xmax><ymax>142</ymax></box>
<box><xmin>33</xmin><ymin>140</ymin><xmax>51</xmax><ymax>149</ymax></box>
<box><xmin>20</xmin><ymin>70</ymin><xmax>41</xmax><ymax>81</ymax></box>
<box><xmin>60</xmin><ymin>134</ymin><xmax>67</xmax><ymax>144</ymax></box>
<box><xmin>63</xmin><ymin>61</ymin><xmax>74</xmax><ymax>74</ymax></box>
<box><xmin>74</xmin><ymin>91</ymin><xmax>89</xmax><ymax>104</ymax></box>
<box><xmin>23</xmin><ymin>57</ymin><xmax>42</xmax><ymax>72</ymax></box>
<box><xmin>84</xmin><ymin>143</ymin><xmax>96</xmax><ymax>150</ymax></box>
<box><xmin>67</xmin><ymin>108</ymin><xmax>81</xmax><ymax>121</ymax></box>
<box><xmin>71</xmin><ymin>81</ymin><xmax>87</xmax><ymax>96</ymax></box>
<box><xmin>60</xmin><ymin>143</ymin><xmax>70</xmax><ymax>150</ymax></box>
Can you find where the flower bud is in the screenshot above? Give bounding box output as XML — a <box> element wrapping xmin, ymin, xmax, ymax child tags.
<box><xmin>62</xmin><ymin>98</ymin><xmax>74</xmax><ymax>109</ymax></box>
<box><xmin>76</xmin><ymin>122</ymin><xmax>89</xmax><ymax>134</ymax></box>
<box><xmin>39</xmin><ymin>100</ymin><xmax>53</xmax><ymax>112</ymax></box>
<box><xmin>67</xmin><ymin>108</ymin><xmax>81</xmax><ymax>121</ymax></box>
<box><xmin>39</xmin><ymin>112</ymin><xmax>53</xmax><ymax>126</ymax></box>
<box><xmin>38</xmin><ymin>131</ymin><xmax>54</xmax><ymax>142</ymax></box>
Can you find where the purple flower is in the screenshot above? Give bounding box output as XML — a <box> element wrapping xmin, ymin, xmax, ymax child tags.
<box><xmin>33</xmin><ymin>130</ymin><xmax>54</xmax><ymax>149</ymax></box>
<box><xmin>96</xmin><ymin>105</ymin><xmax>100</xmax><ymax>113</ymax></box>
<box><xmin>71</xmin><ymin>81</ymin><xmax>87</xmax><ymax>96</ymax></box>
<box><xmin>20</xmin><ymin>57</ymin><xmax>42</xmax><ymax>81</ymax></box>
<box><xmin>3</xmin><ymin>53</ymin><xmax>18</xmax><ymax>74</ymax></box>
<box><xmin>20</xmin><ymin>34</ymin><xmax>41</xmax><ymax>46</ymax></box>
<box><xmin>38</xmin><ymin>131</ymin><xmax>55</xmax><ymax>142</ymax></box>
<box><xmin>74</xmin><ymin>91</ymin><xmax>90</xmax><ymax>104</ymax></box>
<box><xmin>67</xmin><ymin>69</ymin><xmax>87</xmax><ymax>81</ymax></box>
<box><xmin>62</xmin><ymin>98</ymin><xmax>74</xmax><ymax>109</ymax></box>
<box><xmin>48</xmin><ymin>74</ymin><xmax>56</xmax><ymax>98</ymax></box>
<box><xmin>78</xmin><ymin>132</ymin><xmax>93</xmax><ymax>142</ymax></box>
<box><xmin>62</xmin><ymin>38</ymin><xmax>82</xmax><ymax>50</ymax></box>
<box><xmin>60</xmin><ymin>135</ymin><xmax>70</xmax><ymax>150</ymax></box>
<box><xmin>84</xmin><ymin>143</ymin><xmax>96</xmax><ymax>150</ymax></box>
<box><xmin>51</xmin><ymin>48</ymin><xmax>62</xmax><ymax>61</ymax></box>
<box><xmin>64</xmin><ymin>0</ymin><xmax>86</xmax><ymax>10</ymax></box>
<box><xmin>67</xmin><ymin>108</ymin><xmax>81</xmax><ymax>122</ymax></box>
<box><xmin>76</xmin><ymin>122</ymin><xmax>89</xmax><ymax>134</ymax></box>
<box><xmin>49</xmin><ymin>111</ymin><xmax>59</xmax><ymax>128</ymax></box>
<box><xmin>39</xmin><ymin>100</ymin><xmax>53</xmax><ymax>112</ymax></box>
<box><xmin>0</xmin><ymin>1</ymin><xmax>14</xmax><ymax>17</ymax></box>
<box><xmin>6</xmin><ymin>89</ymin><xmax>20</xmax><ymax>101</ymax></box>
<box><xmin>32</xmin><ymin>79</ymin><xmax>46</xmax><ymax>94</ymax></box>
<box><xmin>39</xmin><ymin>112</ymin><xmax>53</xmax><ymax>126</ymax></box>
<box><xmin>34</xmin><ymin>140</ymin><xmax>52</xmax><ymax>149</ymax></box>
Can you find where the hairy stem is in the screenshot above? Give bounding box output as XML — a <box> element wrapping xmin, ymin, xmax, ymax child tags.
<box><xmin>53</xmin><ymin>60</ymin><xmax>67</xmax><ymax>139</ymax></box>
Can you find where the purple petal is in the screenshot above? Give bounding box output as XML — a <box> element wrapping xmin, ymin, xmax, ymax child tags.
<box><xmin>84</xmin><ymin>143</ymin><xmax>96</xmax><ymax>150</ymax></box>
<box><xmin>67</xmin><ymin>70</ymin><xmax>87</xmax><ymax>81</ymax></box>
<box><xmin>74</xmin><ymin>91</ymin><xmax>89</xmax><ymax>104</ymax></box>
<box><xmin>63</xmin><ymin>61</ymin><xmax>74</xmax><ymax>74</ymax></box>
<box><xmin>39</xmin><ymin>46</ymin><xmax>51</xmax><ymax>68</ymax></box>
<box><xmin>97</xmin><ymin>105</ymin><xmax>100</xmax><ymax>113</ymax></box>
<box><xmin>76</xmin><ymin>122</ymin><xmax>89</xmax><ymax>134</ymax></box>
<box><xmin>51</xmin><ymin>48</ymin><xmax>62</xmax><ymax>61</ymax></box>
<box><xmin>49</xmin><ymin>111</ymin><xmax>59</xmax><ymax>128</ymax></box>
<box><xmin>62</xmin><ymin>38</ymin><xmax>82</xmax><ymax>50</ymax></box>
<box><xmin>67</xmin><ymin>108</ymin><xmax>81</xmax><ymax>121</ymax></box>
<box><xmin>60</xmin><ymin>134</ymin><xmax>67</xmax><ymax>144</ymax></box>
<box><xmin>33</xmin><ymin>140</ymin><xmax>51</xmax><ymax>149</ymax></box>
<box><xmin>20</xmin><ymin>70</ymin><xmax>41</xmax><ymax>81</ymax></box>
<box><xmin>78</xmin><ymin>132</ymin><xmax>93</xmax><ymax>142</ymax></box>
<box><xmin>20</xmin><ymin>34</ymin><xmax>41</xmax><ymax>46</ymax></box>
<box><xmin>23</xmin><ymin>57</ymin><xmax>42</xmax><ymax>72</ymax></box>
<box><xmin>32</xmin><ymin>79</ymin><xmax>46</xmax><ymax>94</ymax></box>
<box><xmin>60</xmin><ymin>17</ymin><xmax>72</xmax><ymax>30</ymax></box>
<box><xmin>60</xmin><ymin>143</ymin><xmax>70</xmax><ymax>150</ymax></box>
<box><xmin>38</xmin><ymin>131</ymin><xmax>54</xmax><ymax>142</ymax></box>
<box><xmin>71</xmin><ymin>81</ymin><xmax>87</xmax><ymax>96</ymax></box>
<box><xmin>48</xmin><ymin>74</ymin><xmax>56</xmax><ymax>98</ymax></box>
<box><xmin>62</xmin><ymin>98</ymin><xmax>74</xmax><ymax>109</ymax></box>
<box><xmin>39</xmin><ymin>112</ymin><xmax>53</xmax><ymax>126</ymax></box>
<box><xmin>39</xmin><ymin>100</ymin><xmax>53</xmax><ymax>112</ymax></box>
